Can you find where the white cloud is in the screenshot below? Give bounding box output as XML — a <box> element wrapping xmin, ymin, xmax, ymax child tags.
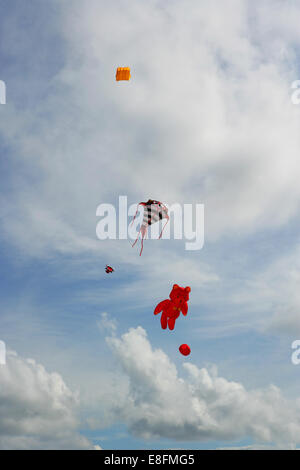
<box><xmin>1</xmin><ymin>0</ymin><xmax>300</xmax><ymax>257</ymax></box>
<box><xmin>98</xmin><ymin>312</ymin><xmax>117</xmax><ymax>334</ymax></box>
<box><xmin>0</xmin><ymin>350</ymin><xmax>95</xmax><ymax>449</ymax></box>
<box><xmin>224</xmin><ymin>243</ymin><xmax>300</xmax><ymax>336</ymax></box>
<box><xmin>106</xmin><ymin>325</ymin><xmax>300</xmax><ymax>446</ymax></box>
<box><xmin>2</xmin><ymin>0</ymin><xmax>300</xmax><ymax>448</ymax></box>
<box><xmin>217</xmin><ymin>444</ymin><xmax>298</xmax><ymax>450</ymax></box>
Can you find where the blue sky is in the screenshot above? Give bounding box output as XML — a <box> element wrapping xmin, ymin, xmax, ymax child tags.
<box><xmin>1</xmin><ymin>0</ymin><xmax>300</xmax><ymax>450</ymax></box>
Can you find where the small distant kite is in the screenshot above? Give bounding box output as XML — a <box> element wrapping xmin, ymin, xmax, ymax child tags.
<box><xmin>179</xmin><ymin>344</ymin><xmax>191</xmax><ymax>356</ymax></box>
<box><xmin>131</xmin><ymin>199</ymin><xmax>169</xmax><ymax>255</ymax></box>
<box><xmin>116</xmin><ymin>67</ymin><xmax>131</xmax><ymax>81</ymax></box>
<box><xmin>154</xmin><ymin>284</ymin><xmax>191</xmax><ymax>330</ymax></box>
<box><xmin>105</xmin><ymin>265</ymin><xmax>114</xmax><ymax>274</ymax></box>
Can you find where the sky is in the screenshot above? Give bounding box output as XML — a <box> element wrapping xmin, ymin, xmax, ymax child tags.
<box><xmin>1</xmin><ymin>0</ymin><xmax>300</xmax><ymax>450</ymax></box>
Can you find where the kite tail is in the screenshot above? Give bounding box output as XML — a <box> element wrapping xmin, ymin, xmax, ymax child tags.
<box><xmin>132</xmin><ymin>223</ymin><xmax>146</xmax><ymax>247</ymax></box>
<box><xmin>130</xmin><ymin>203</ymin><xmax>142</xmax><ymax>227</ymax></box>
<box><xmin>138</xmin><ymin>225</ymin><xmax>147</xmax><ymax>255</ymax></box>
<box><xmin>139</xmin><ymin>238</ymin><xmax>144</xmax><ymax>256</ymax></box>
<box><xmin>158</xmin><ymin>217</ymin><xmax>169</xmax><ymax>239</ymax></box>
<box><xmin>131</xmin><ymin>205</ymin><xmax>143</xmax><ymax>248</ymax></box>
<box><xmin>131</xmin><ymin>229</ymin><xmax>140</xmax><ymax>248</ymax></box>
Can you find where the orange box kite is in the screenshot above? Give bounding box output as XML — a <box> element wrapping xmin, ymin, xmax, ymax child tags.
<box><xmin>116</xmin><ymin>67</ymin><xmax>131</xmax><ymax>81</ymax></box>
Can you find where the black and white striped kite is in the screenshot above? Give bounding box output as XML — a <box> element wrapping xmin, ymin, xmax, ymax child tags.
<box><xmin>131</xmin><ymin>199</ymin><xmax>169</xmax><ymax>255</ymax></box>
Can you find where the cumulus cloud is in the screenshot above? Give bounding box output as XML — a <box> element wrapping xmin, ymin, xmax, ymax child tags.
<box><xmin>0</xmin><ymin>350</ymin><xmax>95</xmax><ymax>449</ymax></box>
<box><xmin>106</xmin><ymin>326</ymin><xmax>300</xmax><ymax>446</ymax></box>
<box><xmin>98</xmin><ymin>312</ymin><xmax>117</xmax><ymax>334</ymax></box>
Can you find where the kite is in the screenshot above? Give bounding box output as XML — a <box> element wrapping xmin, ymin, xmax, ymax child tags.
<box><xmin>154</xmin><ymin>284</ymin><xmax>191</xmax><ymax>330</ymax></box>
<box><xmin>179</xmin><ymin>344</ymin><xmax>191</xmax><ymax>356</ymax></box>
<box><xmin>131</xmin><ymin>199</ymin><xmax>169</xmax><ymax>255</ymax></box>
<box><xmin>105</xmin><ymin>265</ymin><xmax>114</xmax><ymax>274</ymax></box>
<box><xmin>116</xmin><ymin>67</ymin><xmax>131</xmax><ymax>81</ymax></box>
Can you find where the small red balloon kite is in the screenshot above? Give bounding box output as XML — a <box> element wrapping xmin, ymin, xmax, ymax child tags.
<box><xmin>154</xmin><ymin>284</ymin><xmax>191</xmax><ymax>330</ymax></box>
<box><xmin>105</xmin><ymin>265</ymin><xmax>114</xmax><ymax>274</ymax></box>
<box><xmin>179</xmin><ymin>344</ymin><xmax>191</xmax><ymax>356</ymax></box>
<box><xmin>131</xmin><ymin>199</ymin><xmax>169</xmax><ymax>255</ymax></box>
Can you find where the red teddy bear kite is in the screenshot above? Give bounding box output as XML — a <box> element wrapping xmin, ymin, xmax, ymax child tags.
<box><xmin>154</xmin><ymin>284</ymin><xmax>191</xmax><ymax>330</ymax></box>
